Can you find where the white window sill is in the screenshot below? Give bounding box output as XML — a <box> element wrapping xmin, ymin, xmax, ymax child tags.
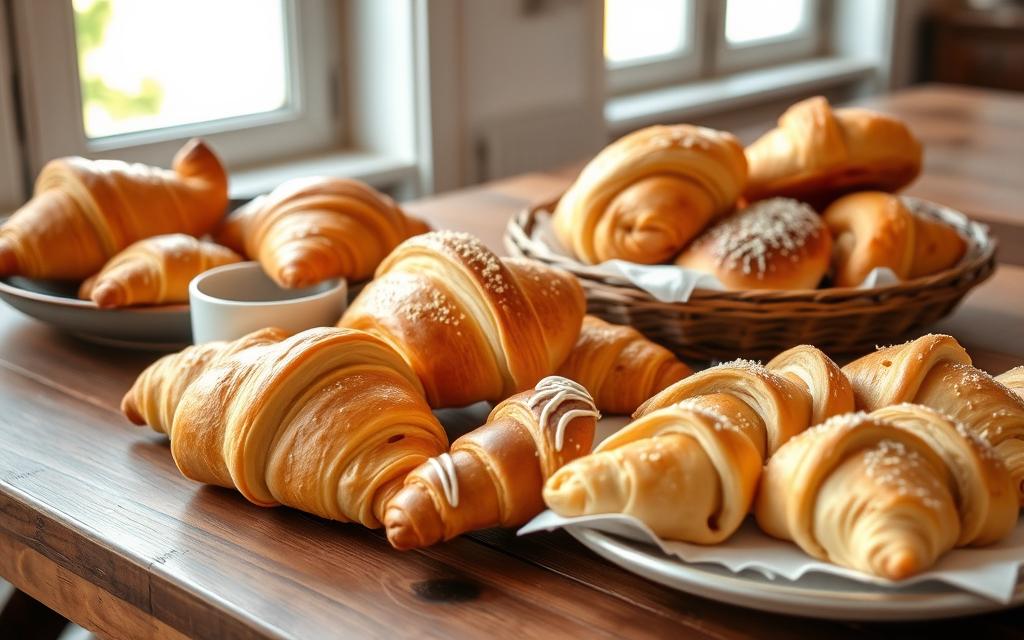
<box><xmin>229</xmin><ymin>151</ymin><xmax>418</xmax><ymax>200</ymax></box>
<box><xmin>605</xmin><ymin>57</ymin><xmax>878</xmax><ymax>134</ymax></box>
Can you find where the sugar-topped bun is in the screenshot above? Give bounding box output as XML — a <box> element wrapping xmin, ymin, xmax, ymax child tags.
<box><xmin>675</xmin><ymin>198</ymin><xmax>831</xmax><ymax>290</ymax></box>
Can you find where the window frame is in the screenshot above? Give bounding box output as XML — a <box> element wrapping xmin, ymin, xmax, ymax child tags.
<box><xmin>711</xmin><ymin>0</ymin><xmax>823</xmax><ymax>74</ymax></box>
<box><xmin>10</xmin><ymin>0</ymin><xmax>341</xmax><ymax>175</ymax></box>
<box><xmin>605</xmin><ymin>0</ymin><xmax>706</xmax><ymax>96</ymax></box>
<box><xmin>0</xmin><ymin>4</ymin><xmax>24</xmax><ymax>212</ymax></box>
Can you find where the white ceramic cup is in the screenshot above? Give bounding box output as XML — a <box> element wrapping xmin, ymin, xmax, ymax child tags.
<box><xmin>189</xmin><ymin>261</ymin><xmax>347</xmax><ymax>344</ymax></box>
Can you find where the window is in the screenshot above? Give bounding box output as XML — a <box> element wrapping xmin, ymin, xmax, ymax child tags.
<box><xmin>604</xmin><ymin>0</ymin><xmax>823</xmax><ymax>94</ymax></box>
<box><xmin>12</xmin><ymin>0</ymin><xmax>340</xmax><ymax>175</ymax></box>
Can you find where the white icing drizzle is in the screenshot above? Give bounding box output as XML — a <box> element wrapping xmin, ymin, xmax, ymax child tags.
<box><xmin>428</xmin><ymin>453</ymin><xmax>460</xmax><ymax>508</ymax></box>
<box><xmin>527</xmin><ymin>376</ymin><xmax>600</xmax><ymax>451</ymax></box>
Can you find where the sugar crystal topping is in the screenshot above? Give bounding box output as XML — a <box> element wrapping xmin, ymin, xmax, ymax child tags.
<box><xmin>695</xmin><ymin>198</ymin><xmax>822</xmax><ymax>278</ymax></box>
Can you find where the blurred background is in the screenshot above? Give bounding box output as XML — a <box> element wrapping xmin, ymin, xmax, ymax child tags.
<box><xmin>0</xmin><ymin>0</ymin><xmax>1022</xmax><ymax>212</ymax></box>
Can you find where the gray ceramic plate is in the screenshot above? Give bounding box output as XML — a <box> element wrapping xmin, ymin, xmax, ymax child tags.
<box><xmin>0</xmin><ymin>277</ymin><xmax>191</xmax><ymax>350</ymax></box>
<box><xmin>569</xmin><ymin>527</ymin><xmax>1024</xmax><ymax>621</ymax></box>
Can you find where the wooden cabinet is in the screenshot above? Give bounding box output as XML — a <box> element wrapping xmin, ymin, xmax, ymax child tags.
<box><xmin>927</xmin><ymin>6</ymin><xmax>1024</xmax><ymax>92</ymax></box>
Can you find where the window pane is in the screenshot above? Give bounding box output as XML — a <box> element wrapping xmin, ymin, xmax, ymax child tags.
<box><xmin>725</xmin><ymin>0</ymin><xmax>807</xmax><ymax>44</ymax></box>
<box><xmin>72</xmin><ymin>0</ymin><xmax>289</xmax><ymax>139</ymax></box>
<box><xmin>604</xmin><ymin>0</ymin><xmax>688</xmax><ymax>65</ymax></box>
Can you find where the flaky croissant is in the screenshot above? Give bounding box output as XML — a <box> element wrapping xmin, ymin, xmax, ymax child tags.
<box><xmin>78</xmin><ymin>234</ymin><xmax>241</xmax><ymax>308</ymax></box>
<box><xmin>545</xmin><ymin>397</ymin><xmax>761</xmax><ymax>543</ymax></box>
<box><xmin>0</xmin><ymin>139</ymin><xmax>228</xmax><ymax>280</ymax></box>
<box><xmin>842</xmin><ymin>334</ymin><xmax>1024</xmax><ymax>503</ymax></box>
<box><xmin>214</xmin><ymin>176</ymin><xmax>428</xmax><ymax>288</ymax></box>
<box><xmin>555</xmin><ymin>315</ymin><xmax>692</xmax><ymax>414</ymax></box>
<box><xmin>147</xmin><ymin>327</ymin><xmax>449</xmax><ymax>528</ymax></box>
<box><xmin>122</xmin><ymin>327</ymin><xmax>290</xmax><ymax>434</ymax></box>
<box><xmin>745</xmin><ymin>96</ymin><xmax>922</xmax><ymax>206</ymax></box>
<box><xmin>756</xmin><ymin>406</ymin><xmax>1016</xmax><ymax>580</ymax></box>
<box><xmin>823</xmin><ymin>192</ymin><xmax>966</xmax><ymax>286</ymax></box>
<box><xmin>552</xmin><ymin>124</ymin><xmax>747</xmax><ymax>265</ymax></box>
<box><xmin>385</xmin><ymin>377</ymin><xmax>599</xmax><ymax>549</ymax></box>
<box><xmin>339</xmin><ymin>231</ymin><xmax>586</xmax><ymax>408</ymax></box>
<box><xmin>995</xmin><ymin>367</ymin><xmax>1024</xmax><ymax>401</ymax></box>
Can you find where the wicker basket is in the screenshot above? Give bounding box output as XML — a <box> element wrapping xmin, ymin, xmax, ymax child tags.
<box><xmin>505</xmin><ymin>196</ymin><xmax>997</xmax><ymax>361</ymax></box>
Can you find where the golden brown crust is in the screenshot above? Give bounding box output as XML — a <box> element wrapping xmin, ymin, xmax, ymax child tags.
<box><xmin>214</xmin><ymin>176</ymin><xmax>428</xmax><ymax>288</ymax></box>
<box><xmin>552</xmin><ymin>124</ymin><xmax>747</xmax><ymax>264</ymax></box>
<box><xmin>675</xmin><ymin>198</ymin><xmax>832</xmax><ymax>290</ymax></box>
<box><xmin>555</xmin><ymin>315</ymin><xmax>691</xmax><ymax>414</ymax></box>
<box><xmin>79</xmin><ymin>234</ymin><xmax>241</xmax><ymax>308</ymax></box>
<box><xmin>0</xmin><ymin>139</ymin><xmax>228</xmax><ymax>280</ymax></box>
<box><xmin>339</xmin><ymin>231</ymin><xmax>586</xmax><ymax>408</ymax></box>
<box><xmin>744</xmin><ymin>97</ymin><xmax>922</xmax><ymax>206</ymax></box>
<box><xmin>385</xmin><ymin>377</ymin><xmax>598</xmax><ymax>549</ymax></box>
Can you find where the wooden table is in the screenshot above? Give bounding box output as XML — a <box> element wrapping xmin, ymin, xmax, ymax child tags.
<box><xmin>0</xmin><ymin>84</ymin><xmax>1022</xmax><ymax>639</ymax></box>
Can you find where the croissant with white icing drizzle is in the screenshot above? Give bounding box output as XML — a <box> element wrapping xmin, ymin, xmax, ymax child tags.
<box><xmin>544</xmin><ymin>345</ymin><xmax>853</xmax><ymax>543</ymax></box>
<box><xmin>755</xmin><ymin>406</ymin><xmax>1015</xmax><ymax>579</ymax></box>
<box><xmin>384</xmin><ymin>376</ymin><xmax>599</xmax><ymax>549</ymax></box>
<box><xmin>842</xmin><ymin>334</ymin><xmax>1024</xmax><ymax>503</ymax></box>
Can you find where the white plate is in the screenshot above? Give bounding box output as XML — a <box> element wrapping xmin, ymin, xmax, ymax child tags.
<box><xmin>0</xmin><ymin>276</ymin><xmax>191</xmax><ymax>350</ymax></box>
<box><xmin>568</xmin><ymin>527</ymin><xmax>1024</xmax><ymax>621</ymax></box>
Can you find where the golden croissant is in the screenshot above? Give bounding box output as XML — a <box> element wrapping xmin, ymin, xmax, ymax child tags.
<box><xmin>823</xmin><ymin>192</ymin><xmax>966</xmax><ymax>286</ymax></box>
<box><xmin>546</xmin><ymin>345</ymin><xmax>853</xmax><ymax>543</ymax></box>
<box><xmin>552</xmin><ymin>124</ymin><xmax>747</xmax><ymax>265</ymax></box>
<box><xmin>555</xmin><ymin>315</ymin><xmax>692</xmax><ymax>414</ymax></box>
<box><xmin>130</xmin><ymin>327</ymin><xmax>448</xmax><ymax>528</ymax></box>
<box><xmin>122</xmin><ymin>327</ymin><xmax>290</xmax><ymax>434</ymax></box>
<box><xmin>756</xmin><ymin>406</ymin><xmax>1016</xmax><ymax>580</ymax></box>
<box><xmin>78</xmin><ymin>234</ymin><xmax>241</xmax><ymax>308</ymax></box>
<box><xmin>214</xmin><ymin>176</ymin><xmax>429</xmax><ymax>288</ymax></box>
<box><xmin>842</xmin><ymin>334</ymin><xmax>1024</xmax><ymax>503</ymax></box>
<box><xmin>385</xmin><ymin>377</ymin><xmax>599</xmax><ymax>549</ymax></box>
<box><xmin>995</xmin><ymin>367</ymin><xmax>1024</xmax><ymax>401</ymax></box>
<box><xmin>339</xmin><ymin>231</ymin><xmax>586</xmax><ymax>408</ymax></box>
<box><xmin>545</xmin><ymin>398</ymin><xmax>761</xmax><ymax>543</ymax></box>
<box><xmin>0</xmin><ymin>139</ymin><xmax>228</xmax><ymax>280</ymax></box>
<box><xmin>745</xmin><ymin>96</ymin><xmax>922</xmax><ymax>206</ymax></box>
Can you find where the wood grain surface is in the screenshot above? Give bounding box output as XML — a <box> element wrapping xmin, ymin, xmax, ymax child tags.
<box><xmin>0</xmin><ymin>84</ymin><xmax>1022</xmax><ymax>638</ymax></box>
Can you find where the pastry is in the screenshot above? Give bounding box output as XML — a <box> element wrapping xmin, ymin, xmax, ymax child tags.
<box><xmin>214</xmin><ymin>176</ymin><xmax>429</xmax><ymax>288</ymax></box>
<box><xmin>0</xmin><ymin>139</ymin><xmax>228</xmax><ymax>280</ymax></box>
<box><xmin>545</xmin><ymin>346</ymin><xmax>852</xmax><ymax>543</ymax></box>
<box><xmin>385</xmin><ymin>377</ymin><xmax>599</xmax><ymax>549</ymax></box>
<box><xmin>823</xmin><ymin>191</ymin><xmax>966</xmax><ymax>286</ymax></box>
<box><xmin>339</xmin><ymin>231</ymin><xmax>586</xmax><ymax>408</ymax></box>
<box><xmin>674</xmin><ymin>197</ymin><xmax>831</xmax><ymax>290</ymax></box>
<box><xmin>744</xmin><ymin>96</ymin><xmax>922</xmax><ymax>205</ymax></box>
<box><xmin>163</xmin><ymin>327</ymin><xmax>448</xmax><ymax>528</ymax></box>
<box><xmin>122</xmin><ymin>327</ymin><xmax>290</xmax><ymax>434</ymax></box>
<box><xmin>996</xmin><ymin>367</ymin><xmax>1024</xmax><ymax>400</ymax></box>
<box><xmin>842</xmin><ymin>334</ymin><xmax>1024</xmax><ymax>502</ymax></box>
<box><xmin>78</xmin><ymin>234</ymin><xmax>241</xmax><ymax>308</ymax></box>
<box><xmin>544</xmin><ymin>399</ymin><xmax>761</xmax><ymax>543</ymax></box>
<box><xmin>755</xmin><ymin>406</ymin><xmax>1015</xmax><ymax>579</ymax></box>
<box><xmin>552</xmin><ymin>124</ymin><xmax>747</xmax><ymax>265</ymax></box>
<box><xmin>555</xmin><ymin>315</ymin><xmax>692</xmax><ymax>414</ymax></box>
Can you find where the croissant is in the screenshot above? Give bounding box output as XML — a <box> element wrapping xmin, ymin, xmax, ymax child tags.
<box><xmin>0</xmin><ymin>139</ymin><xmax>228</xmax><ymax>280</ymax></box>
<box><xmin>214</xmin><ymin>176</ymin><xmax>429</xmax><ymax>288</ymax></box>
<box><xmin>635</xmin><ymin>344</ymin><xmax>854</xmax><ymax>457</ymax></box>
<box><xmin>78</xmin><ymin>234</ymin><xmax>241</xmax><ymax>308</ymax></box>
<box><xmin>823</xmin><ymin>192</ymin><xmax>966</xmax><ymax>286</ymax></box>
<box><xmin>995</xmin><ymin>367</ymin><xmax>1024</xmax><ymax>401</ymax></box>
<box><xmin>555</xmin><ymin>315</ymin><xmax>692</xmax><ymax>414</ymax></box>
<box><xmin>544</xmin><ymin>397</ymin><xmax>761</xmax><ymax>543</ymax></box>
<box><xmin>151</xmin><ymin>327</ymin><xmax>449</xmax><ymax>528</ymax></box>
<box><xmin>755</xmin><ymin>406</ymin><xmax>1016</xmax><ymax>580</ymax></box>
<box><xmin>745</xmin><ymin>96</ymin><xmax>922</xmax><ymax>206</ymax></box>
<box><xmin>384</xmin><ymin>377</ymin><xmax>599</xmax><ymax>549</ymax></box>
<box><xmin>842</xmin><ymin>334</ymin><xmax>1024</xmax><ymax>503</ymax></box>
<box><xmin>122</xmin><ymin>327</ymin><xmax>290</xmax><ymax>434</ymax></box>
<box><xmin>339</xmin><ymin>231</ymin><xmax>586</xmax><ymax>408</ymax></box>
<box><xmin>552</xmin><ymin>124</ymin><xmax>747</xmax><ymax>265</ymax></box>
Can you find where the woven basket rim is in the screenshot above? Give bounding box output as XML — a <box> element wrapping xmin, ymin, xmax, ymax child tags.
<box><xmin>505</xmin><ymin>195</ymin><xmax>998</xmax><ymax>307</ymax></box>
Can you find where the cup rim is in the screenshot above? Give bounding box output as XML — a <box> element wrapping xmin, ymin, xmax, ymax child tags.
<box><xmin>189</xmin><ymin>261</ymin><xmax>346</xmax><ymax>308</ymax></box>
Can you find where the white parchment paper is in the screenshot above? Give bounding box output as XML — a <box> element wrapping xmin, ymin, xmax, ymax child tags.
<box><xmin>519</xmin><ymin>511</ymin><xmax>1024</xmax><ymax>604</ymax></box>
